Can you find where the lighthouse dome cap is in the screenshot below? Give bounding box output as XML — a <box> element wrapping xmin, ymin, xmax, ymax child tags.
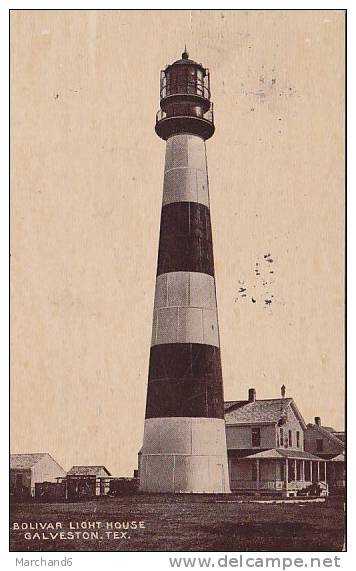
<box><xmin>168</xmin><ymin>48</ymin><xmax>205</xmax><ymax>69</ymax></box>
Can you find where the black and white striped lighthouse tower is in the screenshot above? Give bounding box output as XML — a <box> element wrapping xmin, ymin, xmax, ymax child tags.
<box><xmin>139</xmin><ymin>50</ymin><xmax>230</xmax><ymax>493</ymax></box>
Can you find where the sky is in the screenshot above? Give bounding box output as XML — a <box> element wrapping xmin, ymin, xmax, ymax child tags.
<box><xmin>11</xmin><ymin>10</ymin><xmax>344</xmax><ymax>475</ymax></box>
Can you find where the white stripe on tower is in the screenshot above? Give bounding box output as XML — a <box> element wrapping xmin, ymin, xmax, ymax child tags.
<box><xmin>162</xmin><ymin>134</ymin><xmax>210</xmax><ymax>207</ymax></box>
<box><xmin>151</xmin><ymin>271</ymin><xmax>220</xmax><ymax>347</ymax></box>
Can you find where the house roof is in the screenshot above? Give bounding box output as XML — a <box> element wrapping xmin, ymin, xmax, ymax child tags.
<box><xmin>224</xmin><ymin>398</ymin><xmax>307</xmax><ymax>429</ymax></box>
<box><xmin>331</xmin><ymin>432</ymin><xmax>345</xmax><ymax>442</ymax></box>
<box><xmin>323</xmin><ymin>428</ymin><xmax>345</xmax><ymax>443</ymax></box>
<box><xmin>67</xmin><ymin>466</ymin><xmax>111</xmax><ymax>477</ymax></box>
<box><xmin>10</xmin><ymin>453</ymin><xmax>48</xmax><ymax>470</ymax></box>
<box><xmin>319</xmin><ymin>426</ymin><xmax>345</xmax><ymax>442</ymax></box>
<box><xmin>278</xmin><ymin>449</ymin><xmax>325</xmax><ymax>461</ymax></box>
<box><xmin>328</xmin><ymin>452</ymin><xmax>345</xmax><ymax>462</ymax></box>
<box><xmin>244</xmin><ymin>448</ymin><xmax>323</xmax><ymax>461</ymax></box>
<box><xmin>306</xmin><ymin>423</ymin><xmax>345</xmax><ymax>447</ymax></box>
<box><xmin>243</xmin><ymin>449</ymin><xmax>283</xmax><ymax>460</ymax></box>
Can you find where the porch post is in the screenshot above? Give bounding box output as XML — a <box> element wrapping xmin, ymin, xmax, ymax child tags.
<box><xmin>324</xmin><ymin>461</ymin><xmax>327</xmax><ymax>485</ymax></box>
<box><xmin>302</xmin><ymin>460</ymin><xmax>305</xmax><ymax>482</ymax></box>
<box><xmin>256</xmin><ymin>459</ymin><xmax>260</xmax><ymax>491</ymax></box>
<box><xmin>285</xmin><ymin>458</ymin><xmax>288</xmax><ymax>493</ymax></box>
<box><xmin>317</xmin><ymin>461</ymin><xmax>320</xmax><ymax>482</ymax></box>
<box><xmin>294</xmin><ymin>459</ymin><xmax>297</xmax><ymax>483</ymax></box>
<box><xmin>310</xmin><ymin>460</ymin><xmax>313</xmax><ymax>483</ymax></box>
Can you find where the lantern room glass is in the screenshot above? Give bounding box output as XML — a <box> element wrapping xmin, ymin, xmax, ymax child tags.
<box><xmin>160</xmin><ymin>66</ymin><xmax>210</xmax><ymax>100</ymax></box>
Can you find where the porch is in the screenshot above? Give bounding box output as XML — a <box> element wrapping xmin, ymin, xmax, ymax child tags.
<box><xmin>228</xmin><ymin>448</ymin><xmax>328</xmax><ymax>497</ymax></box>
<box><xmin>327</xmin><ymin>453</ymin><xmax>345</xmax><ymax>495</ymax></box>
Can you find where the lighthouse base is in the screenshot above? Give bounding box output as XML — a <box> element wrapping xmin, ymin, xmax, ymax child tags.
<box><xmin>139</xmin><ymin>417</ymin><xmax>230</xmax><ymax>493</ymax></box>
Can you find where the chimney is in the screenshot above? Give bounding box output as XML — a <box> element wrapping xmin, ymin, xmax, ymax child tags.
<box><xmin>281</xmin><ymin>384</ymin><xmax>286</xmax><ymax>398</ymax></box>
<box><xmin>315</xmin><ymin>416</ymin><xmax>321</xmax><ymax>427</ymax></box>
<box><xmin>248</xmin><ymin>388</ymin><xmax>256</xmax><ymax>402</ymax></box>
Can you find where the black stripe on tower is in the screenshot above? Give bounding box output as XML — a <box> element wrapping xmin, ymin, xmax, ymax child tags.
<box><xmin>145</xmin><ymin>344</ymin><xmax>224</xmax><ymax>419</ymax></box>
<box><xmin>157</xmin><ymin>202</ymin><xmax>214</xmax><ymax>277</ymax></box>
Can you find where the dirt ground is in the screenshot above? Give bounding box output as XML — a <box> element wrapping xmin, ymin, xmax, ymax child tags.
<box><xmin>10</xmin><ymin>494</ymin><xmax>345</xmax><ymax>552</ymax></box>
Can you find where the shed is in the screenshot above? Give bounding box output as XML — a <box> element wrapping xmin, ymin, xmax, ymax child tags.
<box><xmin>10</xmin><ymin>453</ymin><xmax>66</xmax><ymax>498</ymax></box>
<box><xmin>66</xmin><ymin>466</ymin><xmax>111</xmax><ymax>499</ymax></box>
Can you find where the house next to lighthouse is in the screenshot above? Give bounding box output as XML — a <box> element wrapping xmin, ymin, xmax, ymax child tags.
<box><xmin>225</xmin><ymin>388</ymin><xmax>344</xmax><ymax>497</ymax></box>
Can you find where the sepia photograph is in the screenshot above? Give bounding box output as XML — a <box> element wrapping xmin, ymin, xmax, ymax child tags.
<box><xmin>9</xmin><ymin>8</ymin><xmax>345</xmax><ymax>553</ymax></box>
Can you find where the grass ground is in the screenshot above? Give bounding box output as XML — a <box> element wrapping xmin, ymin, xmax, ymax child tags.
<box><xmin>10</xmin><ymin>494</ymin><xmax>345</xmax><ymax>552</ymax></box>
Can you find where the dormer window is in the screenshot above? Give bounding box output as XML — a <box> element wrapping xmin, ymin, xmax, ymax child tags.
<box><xmin>288</xmin><ymin>430</ymin><xmax>292</xmax><ymax>447</ymax></box>
<box><xmin>252</xmin><ymin>427</ymin><xmax>261</xmax><ymax>447</ymax></box>
<box><xmin>296</xmin><ymin>431</ymin><xmax>300</xmax><ymax>448</ymax></box>
<box><xmin>316</xmin><ymin>439</ymin><xmax>323</xmax><ymax>452</ymax></box>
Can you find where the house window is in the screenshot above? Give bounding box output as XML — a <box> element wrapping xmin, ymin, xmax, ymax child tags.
<box><xmin>316</xmin><ymin>439</ymin><xmax>323</xmax><ymax>452</ymax></box>
<box><xmin>288</xmin><ymin>430</ymin><xmax>292</xmax><ymax>447</ymax></box>
<box><xmin>252</xmin><ymin>462</ymin><xmax>258</xmax><ymax>481</ymax></box>
<box><xmin>305</xmin><ymin>461</ymin><xmax>311</xmax><ymax>481</ymax></box>
<box><xmin>296</xmin><ymin>461</ymin><xmax>302</xmax><ymax>481</ymax></box>
<box><xmin>320</xmin><ymin>462</ymin><xmax>326</xmax><ymax>480</ymax></box>
<box><xmin>279</xmin><ymin>428</ymin><xmax>284</xmax><ymax>447</ymax></box>
<box><xmin>280</xmin><ymin>461</ymin><xmax>285</xmax><ymax>481</ymax></box>
<box><xmin>252</xmin><ymin>427</ymin><xmax>261</xmax><ymax>447</ymax></box>
<box><xmin>296</xmin><ymin>431</ymin><xmax>300</xmax><ymax>448</ymax></box>
<box><xmin>288</xmin><ymin>459</ymin><xmax>294</xmax><ymax>482</ymax></box>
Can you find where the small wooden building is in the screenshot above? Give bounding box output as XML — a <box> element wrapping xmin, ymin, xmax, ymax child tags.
<box><xmin>10</xmin><ymin>453</ymin><xmax>66</xmax><ymax>498</ymax></box>
<box><xmin>66</xmin><ymin>465</ymin><xmax>111</xmax><ymax>499</ymax></box>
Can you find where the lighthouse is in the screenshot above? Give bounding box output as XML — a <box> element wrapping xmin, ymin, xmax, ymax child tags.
<box><xmin>139</xmin><ymin>50</ymin><xmax>230</xmax><ymax>493</ymax></box>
